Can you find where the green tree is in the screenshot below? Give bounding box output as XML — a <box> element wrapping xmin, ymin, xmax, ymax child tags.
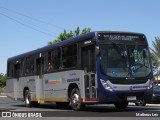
<box><xmin>151</xmin><ymin>37</ymin><xmax>160</xmax><ymax>58</ymax></box>
<box><xmin>0</xmin><ymin>73</ymin><xmax>6</xmax><ymax>87</ymax></box>
<box><xmin>150</xmin><ymin>37</ymin><xmax>160</xmax><ymax>76</ymax></box>
<box><xmin>48</xmin><ymin>27</ymin><xmax>91</xmax><ymax>44</ymax></box>
<box><xmin>150</xmin><ymin>52</ymin><xmax>159</xmax><ymax>66</ymax></box>
<box><xmin>150</xmin><ymin>37</ymin><xmax>160</xmax><ymax>66</ymax></box>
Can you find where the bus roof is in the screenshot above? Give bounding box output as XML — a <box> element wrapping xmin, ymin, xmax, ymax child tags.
<box><xmin>7</xmin><ymin>31</ymin><xmax>145</xmax><ymax>62</ymax></box>
<box><xmin>8</xmin><ymin>31</ymin><xmax>96</xmax><ymax>62</ymax></box>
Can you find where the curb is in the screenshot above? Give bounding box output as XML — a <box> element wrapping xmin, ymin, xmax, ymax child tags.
<box><xmin>0</xmin><ymin>93</ymin><xmax>7</xmax><ymax>98</ymax></box>
<box><xmin>129</xmin><ymin>102</ymin><xmax>160</xmax><ymax>107</ymax></box>
<box><xmin>0</xmin><ymin>95</ymin><xmax>7</xmax><ymax>97</ymax></box>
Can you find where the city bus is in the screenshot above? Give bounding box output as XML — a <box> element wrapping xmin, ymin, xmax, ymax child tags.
<box><xmin>6</xmin><ymin>31</ymin><xmax>153</xmax><ymax>110</ymax></box>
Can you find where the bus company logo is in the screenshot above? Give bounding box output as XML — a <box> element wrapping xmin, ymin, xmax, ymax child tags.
<box><xmin>67</xmin><ymin>78</ymin><xmax>80</xmax><ymax>82</ymax></box>
<box><xmin>45</xmin><ymin>77</ymin><xmax>61</xmax><ymax>84</ymax></box>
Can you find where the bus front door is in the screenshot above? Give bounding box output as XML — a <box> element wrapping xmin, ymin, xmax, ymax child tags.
<box><xmin>81</xmin><ymin>45</ymin><xmax>97</xmax><ymax>101</ymax></box>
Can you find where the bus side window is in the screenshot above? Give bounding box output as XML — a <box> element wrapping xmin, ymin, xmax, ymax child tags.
<box><xmin>47</xmin><ymin>51</ymin><xmax>53</xmax><ymax>72</ymax></box>
<box><xmin>47</xmin><ymin>48</ymin><xmax>61</xmax><ymax>72</ymax></box>
<box><xmin>7</xmin><ymin>62</ymin><xmax>14</xmax><ymax>78</ymax></box>
<box><xmin>62</xmin><ymin>44</ymin><xmax>77</xmax><ymax>69</ymax></box>
<box><xmin>52</xmin><ymin>48</ymin><xmax>61</xmax><ymax>70</ymax></box>
<box><xmin>25</xmin><ymin>56</ymin><xmax>34</xmax><ymax>75</ymax></box>
<box><xmin>14</xmin><ymin>63</ymin><xmax>20</xmax><ymax>78</ymax></box>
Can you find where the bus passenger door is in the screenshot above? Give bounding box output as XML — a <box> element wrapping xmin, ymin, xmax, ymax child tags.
<box><xmin>81</xmin><ymin>45</ymin><xmax>97</xmax><ymax>101</ymax></box>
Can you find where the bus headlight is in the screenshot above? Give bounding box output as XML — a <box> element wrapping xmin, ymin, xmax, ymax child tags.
<box><xmin>100</xmin><ymin>79</ymin><xmax>113</xmax><ymax>91</ymax></box>
<box><xmin>152</xmin><ymin>94</ymin><xmax>155</xmax><ymax>97</ymax></box>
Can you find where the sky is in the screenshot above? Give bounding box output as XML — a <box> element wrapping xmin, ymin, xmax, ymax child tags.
<box><xmin>0</xmin><ymin>0</ymin><xmax>160</xmax><ymax>74</ymax></box>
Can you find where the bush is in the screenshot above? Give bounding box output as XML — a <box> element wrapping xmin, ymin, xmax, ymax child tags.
<box><xmin>0</xmin><ymin>87</ymin><xmax>6</xmax><ymax>93</ymax></box>
<box><xmin>0</xmin><ymin>73</ymin><xmax>6</xmax><ymax>87</ymax></box>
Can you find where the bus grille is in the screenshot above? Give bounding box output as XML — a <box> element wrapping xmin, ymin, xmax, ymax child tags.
<box><xmin>109</xmin><ymin>78</ymin><xmax>148</xmax><ymax>84</ymax></box>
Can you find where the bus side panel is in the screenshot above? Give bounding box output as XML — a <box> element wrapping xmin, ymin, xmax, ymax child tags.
<box><xmin>6</xmin><ymin>78</ymin><xmax>18</xmax><ymax>100</ymax></box>
<box><xmin>18</xmin><ymin>76</ymin><xmax>37</xmax><ymax>99</ymax></box>
<box><xmin>43</xmin><ymin>70</ymin><xmax>83</xmax><ymax>102</ymax></box>
<box><xmin>27</xmin><ymin>76</ymin><xmax>38</xmax><ymax>100</ymax></box>
<box><xmin>19</xmin><ymin>77</ymin><xmax>28</xmax><ymax>99</ymax></box>
<box><xmin>35</xmin><ymin>76</ymin><xmax>44</xmax><ymax>100</ymax></box>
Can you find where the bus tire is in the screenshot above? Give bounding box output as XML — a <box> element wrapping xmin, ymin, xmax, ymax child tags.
<box><xmin>25</xmin><ymin>90</ymin><xmax>39</xmax><ymax>107</ymax></box>
<box><xmin>135</xmin><ymin>100</ymin><xmax>146</xmax><ymax>106</ymax></box>
<box><xmin>114</xmin><ymin>101</ymin><xmax>128</xmax><ymax>111</ymax></box>
<box><xmin>70</xmin><ymin>88</ymin><xmax>85</xmax><ymax>111</ymax></box>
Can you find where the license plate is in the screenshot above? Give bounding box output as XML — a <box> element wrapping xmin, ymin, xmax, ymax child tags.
<box><xmin>127</xmin><ymin>96</ymin><xmax>136</xmax><ymax>101</ymax></box>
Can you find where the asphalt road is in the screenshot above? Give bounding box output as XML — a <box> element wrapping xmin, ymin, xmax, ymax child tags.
<box><xmin>0</xmin><ymin>97</ymin><xmax>160</xmax><ymax>120</ymax></box>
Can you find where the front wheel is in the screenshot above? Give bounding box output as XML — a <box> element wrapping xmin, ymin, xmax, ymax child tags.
<box><xmin>135</xmin><ymin>100</ymin><xmax>146</xmax><ymax>106</ymax></box>
<box><xmin>70</xmin><ymin>88</ymin><xmax>85</xmax><ymax>111</ymax></box>
<box><xmin>114</xmin><ymin>101</ymin><xmax>128</xmax><ymax>110</ymax></box>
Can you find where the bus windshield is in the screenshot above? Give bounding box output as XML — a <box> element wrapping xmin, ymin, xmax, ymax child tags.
<box><xmin>100</xmin><ymin>44</ymin><xmax>151</xmax><ymax>77</ymax></box>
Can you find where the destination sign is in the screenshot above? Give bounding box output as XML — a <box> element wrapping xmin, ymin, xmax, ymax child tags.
<box><xmin>98</xmin><ymin>33</ymin><xmax>145</xmax><ymax>41</ymax></box>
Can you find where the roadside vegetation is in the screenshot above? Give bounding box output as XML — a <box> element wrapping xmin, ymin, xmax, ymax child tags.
<box><xmin>151</xmin><ymin>37</ymin><xmax>160</xmax><ymax>76</ymax></box>
<box><xmin>0</xmin><ymin>73</ymin><xmax>7</xmax><ymax>94</ymax></box>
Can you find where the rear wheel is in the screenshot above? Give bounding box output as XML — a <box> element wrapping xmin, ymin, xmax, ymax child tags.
<box><xmin>70</xmin><ymin>88</ymin><xmax>85</xmax><ymax>111</ymax></box>
<box><xmin>114</xmin><ymin>101</ymin><xmax>128</xmax><ymax>110</ymax></box>
<box><xmin>25</xmin><ymin>90</ymin><xmax>39</xmax><ymax>107</ymax></box>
